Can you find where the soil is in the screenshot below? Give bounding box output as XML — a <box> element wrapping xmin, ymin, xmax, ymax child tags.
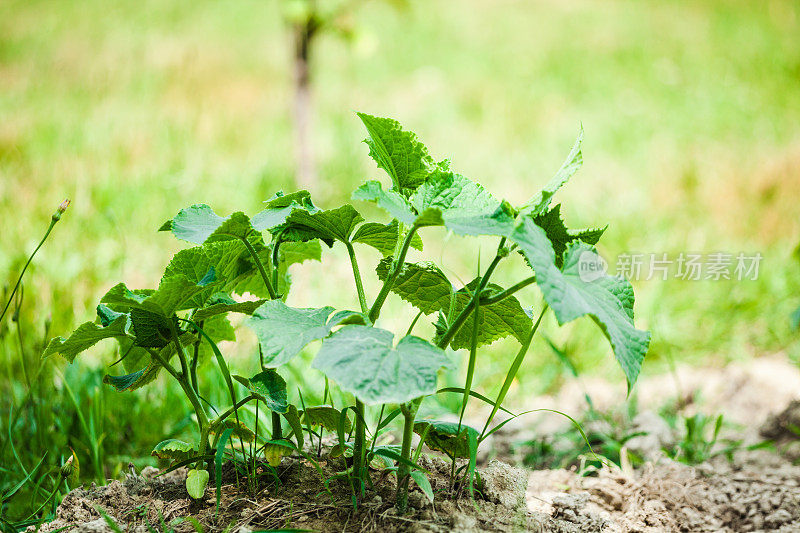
<box><xmin>527</xmin><ymin>450</ymin><xmax>800</xmax><ymax>532</ymax></box>
<box><xmin>33</xmin><ymin>355</ymin><xmax>800</xmax><ymax>532</ymax></box>
<box><xmin>31</xmin><ymin>456</ymin><xmax>536</xmax><ymax>533</ymax></box>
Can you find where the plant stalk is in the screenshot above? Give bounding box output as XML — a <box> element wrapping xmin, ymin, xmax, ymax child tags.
<box><xmin>170</xmin><ymin>332</ymin><xmax>210</xmax><ymax>469</ymax></box>
<box><xmin>272</xmin><ymin>412</ymin><xmax>283</xmax><ymax>440</ymax></box>
<box><xmin>479</xmin><ymin>304</ymin><xmax>548</xmax><ymax>440</ymax></box>
<box><xmin>1</xmin><ymin>200</ymin><xmax>69</xmax><ymax>324</ymax></box>
<box><xmin>436</xmin><ymin>240</ymin><xmax>506</xmax><ymax>349</ymax></box>
<box><xmin>480</xmin><ymin>275</ymin><xmax>536</xmax><ymax>305</ymax></box>
<box><xmin>345</xmin><ymin>241</ymin><xmax>369</xmax><ymax>315</ymax></box>
<box><xmin>352</xmin><ymin>399</ymin><xmax>367</xmax><ymax>494</ymax></box>
<box><xmin>240</xmin><ymin>238</ymin><xmax>277</xmax><ymax>300</ymax></box>
<box><xmin>396</xmin><ymin>399</ymin><xmax>420</xmax><ymax>513</ymax></box>
<box><xmin>368</xmin><ymin>226</ymin><xmax>419</xmax><ymax>323</ymax></box>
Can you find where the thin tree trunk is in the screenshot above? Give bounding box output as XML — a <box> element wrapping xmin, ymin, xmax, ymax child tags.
<box><xmin>293</xmin><ymin>22</ymin><xmax>316</xmax><ymax>190</ymax></box>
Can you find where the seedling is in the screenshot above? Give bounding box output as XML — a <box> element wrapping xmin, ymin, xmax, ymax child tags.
<box><xmin>46</xmin><ymin>113</ymin><xmax>650</xmax><ymax>510</ymax></box>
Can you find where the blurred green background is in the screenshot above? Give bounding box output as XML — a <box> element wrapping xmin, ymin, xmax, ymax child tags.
<box><xmin>1</xmin><ymin>0</ymin><xmax>799</xmax><ymax>523</ymax></box>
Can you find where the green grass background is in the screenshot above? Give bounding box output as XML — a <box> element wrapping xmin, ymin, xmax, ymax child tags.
<box><xmin>1</xmin><ymin>0</ymin><xmax>799</xmax><ymax>521</ymax></box>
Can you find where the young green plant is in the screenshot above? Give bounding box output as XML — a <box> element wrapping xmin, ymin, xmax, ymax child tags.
<box><xmin>244</xmin><ymin>112</ymin><xmax>651</xmax><ymax>510</ymax></box>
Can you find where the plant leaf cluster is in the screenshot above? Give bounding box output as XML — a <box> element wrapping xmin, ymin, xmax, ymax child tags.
<box><xmin>45</xmin><ymin>112</ymin><xmax>650</xmax><ymax>509</ymax></box>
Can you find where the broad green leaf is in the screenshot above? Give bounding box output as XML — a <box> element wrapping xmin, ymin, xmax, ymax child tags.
<box><xmin>164</xmin><ymin>242</ymin><xmax>248</xmax><ymax>300</ymax></box>
<box><xmin>354</xmin><ymin>172</ymin><xmax>517</xmax><ymax>237</ymax></box>
<box><xmin>376</xmin><ymin>259</ymin><xmax>452</xmax><ymax>315</ymax></box>
<box><xmin>193</xmin><ymin>296</ymin><xmax>267</xmax><ymax>322</ymax></box>
<box><xmin>312</xmin><ymin>326</ymin><xmax>451</xmax><ymax>405</ymax></box>
<box><xmin>245</xmin><ymin>302</ymin><xmax>363</xmax><ymax>367</ymax></box>
<box><xmin>164</xmin><ymin>241</ymin><xmax>280</xmax><ymax>301</ymax></box>
<box><xmin>233</xmin><ymin>370</ymin><xmax>288</xmax><ymax>413</ymax></box>
<box><xmin>129</xmin><ymin>308</ymin><xmax>175</xmax><ymax>348</ymax></box>
<box><xmin>149</xmin><ymin>272</ymin><xmax>218</xmax><ymax>315</ymax></box>
<box><xmin>103</xmin><ymin>360</ymin><xmax>162</xmax><ymax>391</ymax></box>
<box><xmin>376</xmin><ymin>259</ymin><xmax>531</xmax><ymax>349</ymax></box>
<box><xmin>357</xmin><ymin>112</ymin><xmax>437</xmax><ymax>193</ymax></box>
<box><xmin>533</xmin><ymin>204</ymin><xmax>606</xmax><ymax>267</ymax></box>
<box><xmin>511</xmin><ymin>217</ymin><xmax>650</xmax><ymax>390</ymax></box>
<box><xmin>151</xmin><ymin>439</ymin><xmax>197</xmax><ymax>462</ymax></box>
<box><xmin>276</xmin><ymin>204</ymin><xmax>363</xmax><ymax>245</ymax></box>
<box><xmin>414</xmin><ymin>420</ymin><xmax>479</xmax><ymax>459</ymax></box>
<box><xmin>43</xmin><ymin>314</ymin><xmax>129</xmax><ymax>362</ymax></box>
<box><xmin>186</xmin><ymin>469</ymin><xmax>209</xmax><ymax>499</ymax></box>
<box><xmin>447</xmin><ymin>278</ymin><xmax>532</xmax><ymax>350</ymax></box>
<box><xmin>300</xmin><ymin>406</ymin><xmax>351</xmax><ymax>433</ymax></box>
<box><xmin>279</xmin><ymin>240</ymin><xmax>322</xmax><ymax>267</ymax></box>
<box><xmin>352</xmin><ymin>181</ymin><xmax>416</xmax><ymax>225</ymax></box>
<box><xmin>161</xmin><ymin>204</ymin><xmax>225</xmax><ymax>244</ymax></box>
<box><xmin>102</xmin><ymin>272</ymin><xmax>219</xmax><ymax>319</ymax></box>
<box><xmin>252</xmin><ymin>190</ymin><xmax>319</xmax><ymax>231</ymax></box>
<box><xmin>520</xmin><ymin>127</ymin><xmax>583</xmax><ymax>217</ymax></box>
<box><xmin>99</xmin><ymin>283</ymin><xmax>151</xmax><ymax>310</ymax></box>
<box><xmin>327</xmin><ymin>310</ymin><xmax>369</xmax><ymax>328</ymax></box>
<box><xmin>246</xmin><ymin>301</ymin><xmax>335</xmax><ymax>367</ymax></box>
<box><xmin>409</xmin><ymin>171</ymin><xmax>516</xmax><ymax>236</ymax></box>
<box><xmin>206</xmin><ymin>212</ymin><xmax>264</xmax><ymax>246</ymax></box>
<box><xmin>96</xmin><ymin>304</ymin><xmax>125</xmax><ymax>326</ymax></box>
<box><xmin>265</xmin><ymin>190</ymin><xmax>316</xmax><ymax>209</ymax></box>
<box><xmin>161</xmin><ymin>204</ymin><xmax>270</xmax><ymax>250</ymax></box>
<box><xmin>352</xmin><ymin>221</ymin><xmax>423</xmax><ymax>256</ymax></box>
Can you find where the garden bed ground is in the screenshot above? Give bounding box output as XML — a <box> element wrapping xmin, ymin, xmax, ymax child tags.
<box><xmin>34</xmin><ymin>355</ymin><xmax>800</xmax><ymax>532</ymax></box>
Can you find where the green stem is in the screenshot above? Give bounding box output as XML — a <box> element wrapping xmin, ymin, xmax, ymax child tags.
<box><xmin>368</xmin><ymin>404</ymin><xmax>385</xmax><ymax>459</ymax></box>
<box><xmin>345</xmin><ymin>241</ymin><xmax>369</xmax><ymax>315</ymax></box>
<box><xmin>170</xmin><ymin>332</ymin><xmax>210</xmax><ymax>468</ymax></box>
<box><xmin>271</xmin><ymin>230</ymin><xmax>288</xmax><ymax>297</ymax></box>
<box><xmin>368</xmin><ymin>226</ymin><xmax>419</xmax><ymax>323</ymax></box>
<box><xmin>405</xmin><ymin>310</ymin><xmax>424</xmax><ymax>337</ymax></box>
<box><xmin>457</xmin><ymin>286</ymin><xmax>482</xmax><ymax>432</ymax></box>
<box><xmin>210</xmin><ymin>394</ymin><xmax>258</xmax><ymax>429</ymax></box>
<box><xmin>436</xmin><ymin>240</ymin><xmax>507</xmax><ymax>350</ymax></box>
<box><xmin>1</xmin><ymin>217</ymin><xmax>58</xmax><ymax>324</ymax></box>
<box><xmin>190</xmin><ymin>320</ymin><xmax>203</xmax><ymax>395</ymax></box>
<box><xmin>396</xmin><ymin>399</ymin><xmax>420</xmax><ymax>513</ymax></box>
<box><xmin>145</xmin><ymin>346</ymin><xmax>180</xmax><ymax>380</ymax></box>
<box><xmin>479</xmin><ymin>304</ymin><xmax>548</xmax><ymax>440</ymax></box>
<box><xmin>240</xmin><ymin>238</ymin><xmax>277</xmax><ymax>300</ymax></box>
<box><xmin>25</xmin><ymin>476</ymin><xmax>63</xmax><ymax>521</ymax></box>
<box><xmin>452</xmin><ymin>286</ymin><xmax>482</xmax><ymax>489</ymax></box>
<box><xmin>480</xmin><ymin>275</ymin><xmax>536</xmax><ymax>305</ymax></box>
<box><xmin>272</xmin><ymin>411</ymin><xmax>283</xmax><ymax>440</ymax></box>
<box><xmin>352</xmin><ymin>399</ymin><xmax>367</xmax><ymax>494</ymax></box>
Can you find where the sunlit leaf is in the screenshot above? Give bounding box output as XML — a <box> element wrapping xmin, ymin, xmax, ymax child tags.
<box><xmin>312</xmin><ymin>326</ymin><xmax>451</xmax><ymax>405</ymax></box>
<box><xmin>357</xmin><ymin>112</ymin><xmax>437</xmax><ymax>193</ymax></box>
<box><xmin>351</xmin><ymin>220</ymin><xmax>423</xmax><ymax>256</ymax></box>
<box><xmin>511</xmin><ymin>217</ymin><xmax>650</xmax><ymax>391</ymax></box>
